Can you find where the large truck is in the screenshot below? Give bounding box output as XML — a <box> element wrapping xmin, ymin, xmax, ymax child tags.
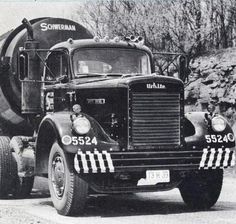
<box><xmin>0</xmin><ymin>17</ymin><xmax>235</xmax><ymax>216</ymax></box>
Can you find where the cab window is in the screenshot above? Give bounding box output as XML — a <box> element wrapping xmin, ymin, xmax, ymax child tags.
<box><xmin>73</xmin><ymin>48</ymin><xmax>151</xmax><ymax>77</ymax></box>
<box><xmin>45</xmin><ymin>51</ymin><xmax>68</xmax><ymax>81</ymax></box>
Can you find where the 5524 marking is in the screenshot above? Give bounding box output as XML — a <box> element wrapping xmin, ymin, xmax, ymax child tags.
<box><xmin>61</xmin><ymin>135</ymin><xmax>98</xmax><ymax>146</ymax></box>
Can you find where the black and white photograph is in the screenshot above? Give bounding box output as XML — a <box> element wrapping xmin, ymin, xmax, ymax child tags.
<box><xmin>0</xmin><ymin>0</ymin><xmax>236</xmax><ymax>223</ymax></box>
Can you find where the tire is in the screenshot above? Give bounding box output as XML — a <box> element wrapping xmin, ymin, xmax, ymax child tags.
<box><xmin>0</xmin><ymin>136</ymin><xmax>15</xmax><ymax>198</ymax></box>
<box><xmin>179</xmin><ymin>170</ymin><xmax>223</xmax><ymax>210</ymax></box>
<box><xmin>10</xmin><ymin>136</ymin><xmax>34</xmax><ymax>198</ymax></box>
<box><xmin>48</xmin><ymin>142</ymin><xmax>88</xmax><ymax>216</ymax></box>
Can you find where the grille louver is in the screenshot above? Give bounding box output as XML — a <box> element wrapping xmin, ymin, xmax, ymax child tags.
<box><xmin>131</xmin><ymin>92</ymin><xmax>181</xmax><ymax>148</ymax></box>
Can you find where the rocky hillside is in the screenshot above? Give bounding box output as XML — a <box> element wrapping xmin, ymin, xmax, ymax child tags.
<box><xmin>185</xmin><ymin>47</ymin><xmax>236</xmax><ymax>133</ymax></box>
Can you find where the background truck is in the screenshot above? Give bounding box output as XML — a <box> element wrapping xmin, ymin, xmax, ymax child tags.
<box><xmin>0</xmin><ymin>17</ymin><xmax>235</xmax><ymax>216</ymax></box>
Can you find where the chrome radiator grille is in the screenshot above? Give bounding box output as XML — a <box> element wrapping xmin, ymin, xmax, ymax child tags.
<box><xmin>130</xmin><ymin>92</ymin><xmax>181</xmax><ymax>148</ymax></box>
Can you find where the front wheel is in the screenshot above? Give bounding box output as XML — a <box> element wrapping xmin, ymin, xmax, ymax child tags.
<box><xmin>48</xmin><ymin>142</ymin><xmax>88</xmax><ymax>216</ymax></box>
<box><xmin>179</xmin><ymin>170</ymin><xmax>223</xmax><ymax>210</ymax></box>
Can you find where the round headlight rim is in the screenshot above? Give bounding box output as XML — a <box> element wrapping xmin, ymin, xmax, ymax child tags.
<box><xmin>211</xmin><ymin>116</ymin><xmax>227</xmax><ymax>132</ymax></box>
<box><xmin>72</xmin><ymin>116</ymin><xmax>91</xmax><ymax>135</ymax></box>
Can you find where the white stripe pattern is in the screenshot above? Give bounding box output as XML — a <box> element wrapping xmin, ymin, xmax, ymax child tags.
<box><xmin>199</xmin><ymin>148</ymin><xmax>208</xmax><ymax>168</ymax></box>
<box><xmin>74</xmin><ymin>153</ymin><xmax>80</xmax><ymax>173</ymax></box>
<box><xmin>207</xmin><ymin>148</ymin><xmax>215</xmax><ymax>168</ymax></box>
<box><xmin>231</xmin><ymin>152</ymin><xmax>236</xmax><ymax>167</ymax></box>
<box><xmin>215</xmin><ymin>148</ymin><xmax>223</xmax><ymax>168</ymax></box>
<box><xmin>199</xmin><ymin>147</ymin><xmax>235</xmax><ymax>169</ymax></box>
<box><xmin>78</xmin><ymin>151</ymin><xmax>89</xmax><ymax>173</ymax></box>
<box><xmin>94</xmin><ymin>150</ymin><xmax>106</xmax><ymax>173</ymax></box>
<box><xmin>86</xmin><ymin>151</ymin><xmax>98</xmax><ymax>173</ymax></box>
<box><xmin>74</xmin><ymin>150</ymin><xmax>115</xmax><ymax>173</ymax></box>
<box><xmin>223</xmin><ymin>148</ymin><xmax>230</xmax><ymax>167</ymax></box>
<box><xmin>103</xmin><ymin>151</ymin><xmax>115</xmax><ymax>172</ymax></box>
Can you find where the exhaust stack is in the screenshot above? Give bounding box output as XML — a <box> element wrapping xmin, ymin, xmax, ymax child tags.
<box><xmin>22</xmin><ymin>18</ymin><xmax>34</xmax><ymax>40</ymax></box>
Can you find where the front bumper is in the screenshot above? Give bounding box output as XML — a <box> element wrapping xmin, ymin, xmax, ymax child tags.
<box><xmin>74</xmin><ymin>147</ymin><xmax>236</xmax><ymax>174</ymax></box>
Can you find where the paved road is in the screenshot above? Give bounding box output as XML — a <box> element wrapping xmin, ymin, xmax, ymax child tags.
<box><xmin>0</xmin><ymin>175</ymin><xmax>236</xmax><ymax>224</ymax></box>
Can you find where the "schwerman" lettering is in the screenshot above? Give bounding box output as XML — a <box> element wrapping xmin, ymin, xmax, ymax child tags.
<box><xmin>40</xmin><ymin>23</ymin><xmax>76</xmax><ymax>32</ymax></box>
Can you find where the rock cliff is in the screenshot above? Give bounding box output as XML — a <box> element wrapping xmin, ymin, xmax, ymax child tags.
<box><xmin>185</xmin><ymin>47</ymin><xmax>236</xmax><ymax>134</ymax></box>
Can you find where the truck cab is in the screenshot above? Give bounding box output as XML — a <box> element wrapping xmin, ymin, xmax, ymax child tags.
<box><xmin>0</xmin><ymin>17</ymin><xmax>235</xmax><ymax>216</ymax></box>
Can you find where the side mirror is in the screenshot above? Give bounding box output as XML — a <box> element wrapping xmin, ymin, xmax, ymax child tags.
<box><xmin>19</xmin><ymin>53</ymin><xmax>28</xmax><ymax>80</ymax></box>
<box><xmin>178</xmin><ymin>55</ymin><xmax>188</xmax><ymax>82</ymax></box>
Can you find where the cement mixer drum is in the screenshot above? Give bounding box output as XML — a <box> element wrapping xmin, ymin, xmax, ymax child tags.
<box><xmin>0</xmin><ymin>17</ymin><xmax>93</xmax><ymax>135</ymax></box>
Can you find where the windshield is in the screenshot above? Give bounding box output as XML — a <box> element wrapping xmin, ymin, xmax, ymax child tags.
<box><xmin>72</xmin><ymin>48</ymin><xmax>151</xmax><ymax>77</ymax></box>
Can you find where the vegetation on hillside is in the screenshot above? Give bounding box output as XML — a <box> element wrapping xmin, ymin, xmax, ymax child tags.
<box><xmin>74</xmin><ymin>0</ymin><xmax>236</xmax><ymax>60</ymax></box>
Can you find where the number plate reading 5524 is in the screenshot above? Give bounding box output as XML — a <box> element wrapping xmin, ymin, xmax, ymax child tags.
<box><xmin>62</xmin><ymin>135</ymin><xmax>98</xmax><ymax>146</ymax></box>
<box><xmin>205</xmin><ymin>133</ymin><xmax>235</xmax><ymax>144</ymax></box>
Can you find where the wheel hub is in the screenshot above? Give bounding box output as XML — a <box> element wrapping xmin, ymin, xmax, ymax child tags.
<box><xmin>51</xmin><ymin>155</ymin><xmax>65</xmax><ymax>198</ymax></box>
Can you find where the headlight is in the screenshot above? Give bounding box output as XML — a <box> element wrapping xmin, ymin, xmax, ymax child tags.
<box><xmin>211</xmin><ymin>116</ymin><xmax>226</xmax><ymax>132</ymax></box>
<box><xmin>73</xmin><ymin>117</ymin><xmax>91</xmax><ymax>134</ymax></box>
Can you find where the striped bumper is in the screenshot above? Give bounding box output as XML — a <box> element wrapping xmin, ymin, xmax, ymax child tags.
<box><xmin>74</xmin><ymin>150</ymin><xmax>114</xmax><ymax>173</ymax></box>
<box><xmin>73</xmin><ymin>148</ymin><xmax>236</xmax><ymax>174</ymax></box>
<box><xmin>199</xmin><ymin>148</ymin><xmax>235</xmax><ymax>169</ymax></box>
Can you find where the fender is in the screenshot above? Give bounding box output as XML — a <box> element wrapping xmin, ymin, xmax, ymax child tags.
<box><xmin>185</xmin><ymin>112</ymin><xmax>235</xmax><ymax>149</ymax></box>
<box><xmin>35</xmin><ymin>112</ymin><xmax>119</xmax><ymax>175</ymax></box>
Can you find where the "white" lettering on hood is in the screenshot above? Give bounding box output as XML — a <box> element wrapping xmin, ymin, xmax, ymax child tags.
<box><xmin>146</xmin><ymin>83</ymin><xmax>166</xmax><ymax>89</ymax></box>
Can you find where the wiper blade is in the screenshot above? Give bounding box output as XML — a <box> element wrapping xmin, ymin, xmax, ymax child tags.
<box><xmin>121</xmin><ymin>73</ymin><xmax>144</xmax><ymax>78</ymax></box>
<box><xmin>105</xmin><ymin>73</ymin><xmax>123</xmax><ymax>77</ymax></box>
<box><xmin>75</xmin><ymin>73</ymin><xmax>123</xmax><ymax>78</ymax></box>
<box><xmin>75</xmin><ymin>73</ymin><xmax>107</xmax><ymax>78</ymax></box>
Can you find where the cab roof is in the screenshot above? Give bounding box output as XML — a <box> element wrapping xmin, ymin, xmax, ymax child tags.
<box><xmin>50</xmin><ymin>38</ymin><xmax>153</xmax><ymax>55</ymax></box>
